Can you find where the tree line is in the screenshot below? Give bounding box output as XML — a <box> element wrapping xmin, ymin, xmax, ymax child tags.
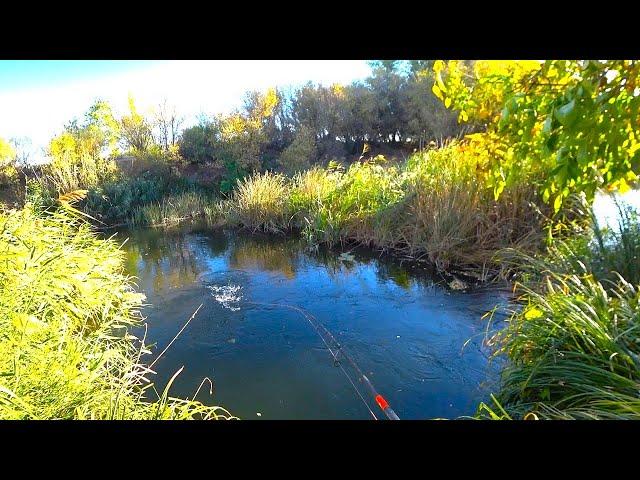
<box><xmin>1</xmin><ymin>60</ymin><xmax>472</xmax><ymax>193</ymax></box>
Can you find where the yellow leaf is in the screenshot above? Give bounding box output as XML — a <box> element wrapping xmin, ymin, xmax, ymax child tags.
<box><xmin>445</xmin><ymin>97</ymin><xmax>452</xmax><ymax>108</ymax></box>
<box><xmin>524</xmin><ymin>307</ymin><xmax>543</xmax><ymax>320</ymax></box>
<box><xmin>432</xmin><ymin>84</ymin><xmax>443</xmax><ymax>100</ymax></box>
<box><xmin>553</xmin><ymin>194</ymin><xmax>563</xmax><ymax>213</ymax></box>
<box><xmin>618</xmin><ymin>177</ymin><xmax>631</xmax><ymax>194</ymax></box>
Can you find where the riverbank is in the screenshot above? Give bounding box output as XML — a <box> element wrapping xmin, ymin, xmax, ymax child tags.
<box><xmin>124</xmin><ymin>142</ymin><xmax>549</xmax><ymax>283</ymax></box>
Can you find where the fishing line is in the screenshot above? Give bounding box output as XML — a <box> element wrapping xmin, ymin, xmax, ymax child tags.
<box><xmin>205</xmin><ymin>283</ymin><xmax>399</xmax><ymax>419</ymax></box>
<box><xmin>243</xmin><ymin>300</ymin><xmax>399</xmax><ymax>420</ymax></box>
<box><xmin>149</xmin><ymin>303</ymin><xmax>203</xmax><ymax>369</ymax></box>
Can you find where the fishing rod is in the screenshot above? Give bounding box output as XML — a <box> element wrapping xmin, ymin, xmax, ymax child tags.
<box><xmin>244</xmin><ymin>301</ymin><xmax>400</xmax><ymax>421</ymax></box>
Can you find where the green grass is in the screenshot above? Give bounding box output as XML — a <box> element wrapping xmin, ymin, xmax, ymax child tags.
<box><xmin>0</xmin><ymin>203</ymin><xmax>234</xmax><ymax>419</ymax></box>
<box><xmin>479</xmin><ymin>205</ymin><xmax>640</xmax><ymax>420</ymax></box>
<box><xmin>220</xmin><ymin>143</ymin><xmax>545</xmax><ymax>276</ymax></box>
<box><xmin>226</xmin><ymin>171</ymin><xmax>292</xmax><ymax>234</ymax></box>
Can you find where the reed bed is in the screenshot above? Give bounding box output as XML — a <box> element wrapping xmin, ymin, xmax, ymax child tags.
<box><xmin>130</xmin><ymin>191</ymin><xmax>216</xmax><ymax>227</ymax></box>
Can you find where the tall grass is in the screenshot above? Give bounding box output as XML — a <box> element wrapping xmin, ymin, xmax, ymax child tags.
<box><xmin>44</xmin><ymin>154</ymin><xmax>118</xmax><ymax>195</ymax></box>
<box><xmin>0</xmin><ymin>204</ymin><xmax>234</xmax><ymax>419</ymax></box>
<box><xmin>221</xmin><ymin>143</ymin><xmax>545</xmax><ymax>276</ymax></box>
<box><xmin>479</xmin><ymin>205</ymin><xmax>640</xmax><ymax>420</ymax></box>
<box><xmin>226</xmin><ymin>171</ymin><xmax>291</xmax><ymax>234</ymax></box>
<box><xmin>388</xmin><ymin>149</ymin><xmax>542</xmax><ymax>273</ymax></box>
<box><xmin>130</xmin><ymin>191</ymin><xmax>219</xmax><ymax>227</ymax></box>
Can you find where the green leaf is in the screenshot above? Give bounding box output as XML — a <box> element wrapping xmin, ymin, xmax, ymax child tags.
<box><xmin>544</xmin><ymin>134</ymin><xmax>559</xmax><ymax>155</ymax></box>
<box><xmin>554</xmin><ymin>99</ymin><xmax>578</xmax><ymax>126</ymax></box>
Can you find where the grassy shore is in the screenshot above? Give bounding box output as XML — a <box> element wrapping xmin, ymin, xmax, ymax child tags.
<box><xmin>478</xmin><ymin>202</ymin><xmax>640</xmax><ymax>419</ymax></box>
<box><xmin>212</xmin><ymin>143</ymin><xmax>548</xmax><ymax>278</ymax></box>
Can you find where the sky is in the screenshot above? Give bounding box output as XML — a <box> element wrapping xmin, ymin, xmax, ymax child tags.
<box><xmin>0</xmin><ymin>60</ymin><xmax>372</xmax><ymax>163</ymax></box>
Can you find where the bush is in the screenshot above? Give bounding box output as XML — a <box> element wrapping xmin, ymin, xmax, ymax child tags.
<box><xmin>179</xmin><ymin>124</ymin><xmax>216</xmax><ymax>164</ymax></box>
<box><xmin>84</xmin><ymin>174</ymin><xmax>167</xmax><ymax>223</ymax></box>
<box><xmin>45</xmin><ymin>130</ymin><xmax>118</xmax><ymax>194</ymax></box>
<box><xmin>479</xmin><ymin>202</ymin><xmax>640</xmax><ymax>420</ymax></box>
<box><xmin>278</xmin><ymin>126</ymin><xmax>317</xmax><ymax>175</ymax></box>
<box><xmin>481</xmin><ymin>255</ymin><xmax>640</xmax><ymax>420</ymax></box>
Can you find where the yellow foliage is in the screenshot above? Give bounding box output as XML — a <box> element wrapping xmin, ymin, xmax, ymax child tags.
<box><xmin>257</xmin><ymin>88</ymin><xmax>278</xmax><ymax>119</ymax></box>
<box><xmin>221</xmin><ymin>114</ymin><xmax>249</xmax><ymax>140</ymax></box>
<box><xmin>473</xmin><ymin>60</ymin><xmax>541</xmax><ymax>79</ymax></box>
<box><xmin>0</xmin><ymin>137</ymin><xmax>17</xmax><ymax>186</ymax></box>
<box><xmin>437</xmin><ymin>60</ymin><xmax>543</xmax><ymax>123</ymax></box>
<box><xmin>46</xmin><ymin>129</ymin><xmax>117</xmax><ymax>193</ymax></box>
<box><xmin>0</xmin><ymin>137</ymin><xmax>16</xmax><ymax>166</ymax></box>
<box><xmin>331</xmin><ymin>83</ymin><xmax>346</xmax><ymax>99</ymax></box>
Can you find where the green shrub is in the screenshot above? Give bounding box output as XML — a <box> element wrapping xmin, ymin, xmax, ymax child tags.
<box><xmin>480</xmin><ymin>204</ymin><xmax>640</xmax><ymax>420</ymax></box>
<box><xmin>179</xmin><ymin>124</ymin><xmax>216</xmax><ymax>164</ymax></box>
<box><xmin>481</xmin><ymin>259</ymin><xmax>640</xmax><ymax>420</ymax></box>
<box><xmin>278</xmin><ymin>126</ymin><xmax>316</xmax><ymax>175</ymax></box>
<box><xmin>85</xmin><ymin>174</ymin><xmax>167</xmax><ymax>223</ymax></box>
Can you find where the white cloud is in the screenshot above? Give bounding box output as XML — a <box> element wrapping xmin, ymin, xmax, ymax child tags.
<box><xmin>0</xmin><ymin>60</ymin><xmax>371</xmax><ymax>162</ymax></box>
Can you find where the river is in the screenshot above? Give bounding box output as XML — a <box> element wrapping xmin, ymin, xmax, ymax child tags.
<box><xmin>114</xmin><ymin>225</ymin><xmax>510</xmax><ymax>419</ymax></box>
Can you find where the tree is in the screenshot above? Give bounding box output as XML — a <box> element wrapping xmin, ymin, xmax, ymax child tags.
<box><xmin>434</xmin><ymin>60</ymin><xmax>640</xmax><ymax>210</ymax></box>
<box><xmin>0</xmin><ymin>137</ymin><xmax>17</xmax><ymax>186</ymax></box>
<box><xmin>179</xmin><ymin>123</ymin><xmax>217</xmax><ymax>164</ymax></box>
<box><xmin>366</xmin><ymin>64</ymin><xmax>408</xmax><ymax>143</ymax></box>
<box><xmin>278</xmin><ymin>125</ymin><xmax>316</xmax><ymax>175</ymax></box>
<box><xmin>120</xmin><ymin>95</ymin><xmax>154</xmax><ymax>153</ymax></box>
<box><xmin>85</xmin><ymin>99</ymin><xmax>120</xmax><ymax>157</ymax></box>
<box><xmin>9</xmin><ymin>137</ymin><xmax>32</xmax><ymax>167</ymax></box>
<box><xmin>155</xmin><ymin>99</ymin><xmax>184</xmax><ymax>152</ymax></box>
<box><xmin>400</xmin><ymin>65</ymin><xmax>461</xmax><ymax>147</ymax></box>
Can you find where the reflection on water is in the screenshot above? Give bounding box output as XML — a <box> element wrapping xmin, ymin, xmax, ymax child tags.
<box><xmin>112</xmin><ymin>224</ymin><xmax>509</xmax><ymax>420</ymax></box>
<box><xmin>229</xmin><ymin>236</ymin><xmax>299</xmax><ymax>279</ymax></box>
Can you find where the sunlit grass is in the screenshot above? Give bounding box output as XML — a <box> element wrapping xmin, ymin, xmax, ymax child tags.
<box><xmin>226</xmin><ymin>171</ymin><xmax>291</xmax><ymax>234</ymax></box>
<box><xmin>221</xmin><ymin>143</ymin><xmax>545</xmax><ymax>277</ymax></box>
<box><xmin>479</xmin><ymin>208</ymin><xmax>640</xmax><ymax>420</ymax></box>
<box><xmin>0</xmin><ymin>204</ymin><xmax>234</xmax><ymax>419</ymax></box>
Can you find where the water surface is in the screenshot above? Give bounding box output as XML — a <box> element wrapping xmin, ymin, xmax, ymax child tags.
<box><xmin>116</xmin><ymin>225</ymin><xmax>509</xmax><ymax>419</ymax></box>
